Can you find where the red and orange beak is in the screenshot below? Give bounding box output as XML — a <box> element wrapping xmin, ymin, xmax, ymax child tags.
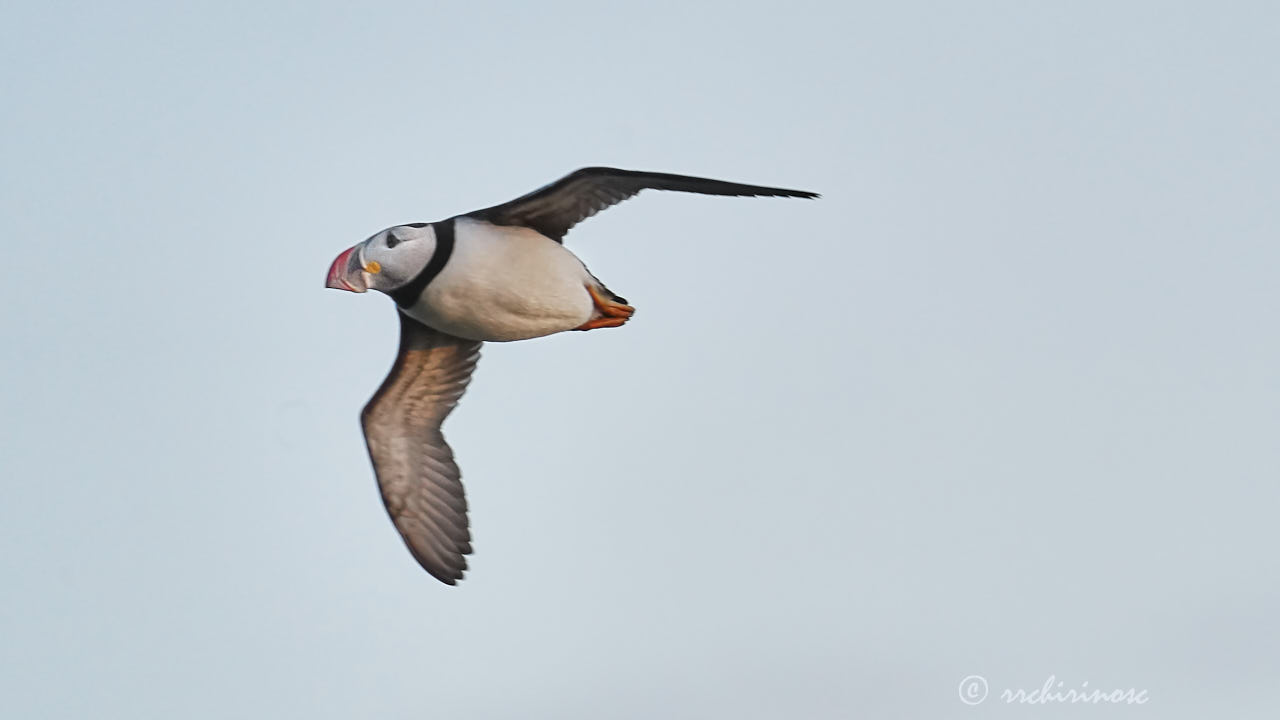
<box><xmin>325</xmin><ymin>246</ymin><xmax>367</xmax><ymax>293</ymax></box>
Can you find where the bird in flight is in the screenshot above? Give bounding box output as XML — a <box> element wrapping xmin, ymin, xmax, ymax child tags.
<box><xmin>326</xmin><ymin>167</ymin><xmax>818</xmax><ymax>584</ymax></box>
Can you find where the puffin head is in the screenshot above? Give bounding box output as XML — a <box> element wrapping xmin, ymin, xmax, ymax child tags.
<box><xmin>325</xmin><ymin>223</ymin><xmax>438</xmax><ymax>294</ymax></box>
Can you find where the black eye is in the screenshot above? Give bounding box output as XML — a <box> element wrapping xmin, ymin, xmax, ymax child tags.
<box><xmin>385</xmin><ymin>233</ymin><xmax>401</xmax><ymax>248</ymax></box>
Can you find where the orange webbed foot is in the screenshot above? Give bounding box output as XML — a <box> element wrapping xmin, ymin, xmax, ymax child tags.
<box><xmin>576</xmin><ymin>284</ymin><xmax>635</xmax><ymax>331</ymax></box>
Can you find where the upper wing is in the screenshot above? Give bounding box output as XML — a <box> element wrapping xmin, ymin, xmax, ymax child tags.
<box><xmin>360</xmin><ymin>311</ymin><xmax>483</xmax><ymax>585</ymax></box>
<box><xmin>466</xmin><ymin>166</ymin><xmax>819</xmax><ymax>242</ymax></box>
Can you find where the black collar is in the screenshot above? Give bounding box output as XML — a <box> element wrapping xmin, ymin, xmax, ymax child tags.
<box><xmin>390</xmin><ymin>218</ymin><xmax>455</xmax><ymax>308</ymax></box>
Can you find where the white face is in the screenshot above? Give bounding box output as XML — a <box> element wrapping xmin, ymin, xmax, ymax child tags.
<box><xmin>357</xmin><ymin>224</ymin><xmax>438</xmax><ymax>293</ymax></box>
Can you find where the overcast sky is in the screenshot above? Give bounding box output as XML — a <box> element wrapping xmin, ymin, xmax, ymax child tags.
<box><xmin>2</xmin><ymin>2</ymin><xmax>1277</xmax><ymax>718</ymax></box>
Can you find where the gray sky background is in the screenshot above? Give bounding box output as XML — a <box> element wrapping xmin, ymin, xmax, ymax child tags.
<box><xmin>2</xmin><ymin>2</ymin><xmax>1277</xmax><ymax>718</ymax></box>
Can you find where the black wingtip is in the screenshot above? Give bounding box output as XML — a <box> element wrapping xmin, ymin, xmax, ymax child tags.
<box><xmin>743</xmin><ymin>188</ymin><xmax>819</xmax><ymax>200</ymax></box>
<box><xmin>429</xmin><ymin>568</ymin><xmax>464</xmax><ymax>586</ymax></box>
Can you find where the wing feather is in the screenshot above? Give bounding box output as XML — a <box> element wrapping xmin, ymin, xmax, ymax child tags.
<box><xmin>360</xmin><ymin>311</ymin><xmax>482</xmax><ymax>585</ymax></box>
<box><xmin>467</xmin><ymin>166</ymin><xmax>818</xmax><ymax>242</ymax></box>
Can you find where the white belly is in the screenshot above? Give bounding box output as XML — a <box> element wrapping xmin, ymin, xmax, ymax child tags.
<box><xmin>404</xmin><ymin>217</ymin><xmax>595</xmax><ymax>342</ymax></box>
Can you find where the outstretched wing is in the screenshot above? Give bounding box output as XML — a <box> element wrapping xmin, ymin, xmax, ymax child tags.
<box><xmin>467</xmin><ymin>166</ymin><xmax>819</xmax><ymax>242</ymax></box>
<box><xmin>360</xmin><ymin>311</ymin><xmax>483</xmax><ymax>585</ymax></box>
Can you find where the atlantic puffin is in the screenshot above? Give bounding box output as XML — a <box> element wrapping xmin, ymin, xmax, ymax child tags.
<box><xmin>326</xmin><ymin>167</ymin><xmax>818</xmax><ymax>584</ymax></box>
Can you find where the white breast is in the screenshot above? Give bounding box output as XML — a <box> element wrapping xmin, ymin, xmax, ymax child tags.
<box><xmin>404</xmin><ymin>218</ymin><xmax>595</xmax><ymax>342</ymax></box>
